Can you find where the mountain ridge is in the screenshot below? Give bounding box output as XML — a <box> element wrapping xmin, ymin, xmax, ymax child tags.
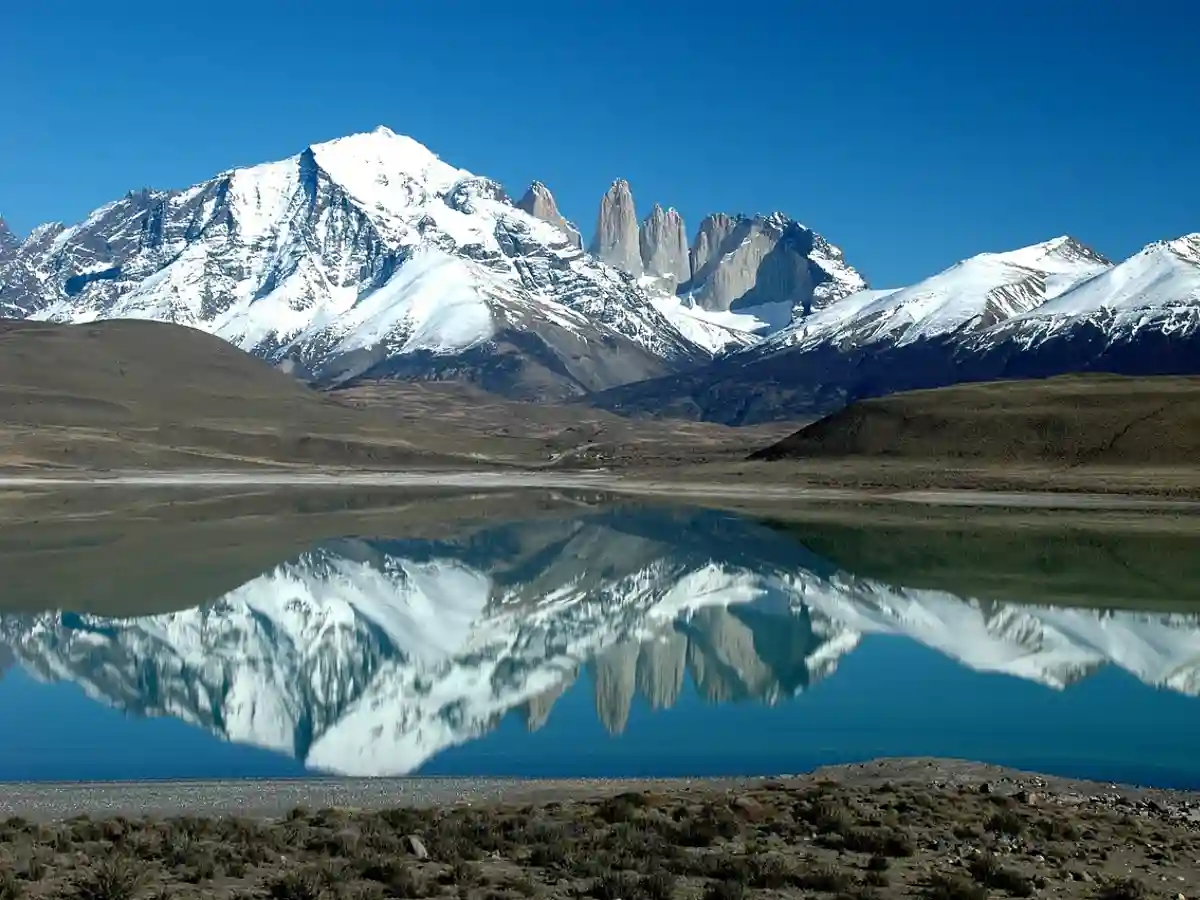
<box><xmin>2</xmin><ymin>126</ymin><xmax>1196</xmax><ymax>417</ymax></box>
<box><xmin>589</xmin><ymin>232</ymin><xmax>1200</xmax><ymax>424</ymax></box>
<box><xmin>0</xmin><ymin>127</ymin><xmax>714</xmax><ymax>400</ymax></box>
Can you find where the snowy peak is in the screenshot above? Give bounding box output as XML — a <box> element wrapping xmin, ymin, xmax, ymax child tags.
<box><xmin>757</xmin><ymin>235</ymin><xmax>1112</xmax><ymax>355</ymax></box>
<box><xmin>986</xmin><ymin>232</ymin><xmax>1200</xmax><ymax>347</ymax></box>
<box><xmin>1159</xmin><ymin>233</ymin><xmax>1200</xmax><ymax>265</ymax></box>
<box><xmin>306</xmin><ymin>127</ymin><xmax>471</xmax><ymax>228</ymax></box>
<box><xmin>2</xmin><ymin>127</ymin><xmax>713</xmax><ymax>398</ymax></box>
<box><xmin>982</xmin><ymin>235</ymin><xmax>1112</xmax><ymax>272</ymax></box>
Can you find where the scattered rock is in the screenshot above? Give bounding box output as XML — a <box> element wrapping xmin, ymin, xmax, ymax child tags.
<box><xmin>405</xmin><ymin>834</ymin><xmax>429</xmax><ymax>859</ymax></box>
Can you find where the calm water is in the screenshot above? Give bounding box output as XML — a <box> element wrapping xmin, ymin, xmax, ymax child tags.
<box><xmin>1</xmin><ymin>495</ymin><xmax>1199</xmax><ymax>786</ymax></box>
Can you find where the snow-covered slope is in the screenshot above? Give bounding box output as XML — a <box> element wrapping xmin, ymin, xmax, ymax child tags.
<box><xmin>978</xmin><ymin>234</ymin><xmax>1200</xmax><ymax>350</ymax></box>
<box><xmin>3</xmin><ymin>509</ymin><xmax>1198</xmax><ymax>776</ymax></box>
<box><xmin>754</xmin><ymin>236</ymin><xmax>1111</xmax><ymax>356</ymax></box>
<box><xmin>647</xmin><ymin>292</ymin><xmax>761</xmax><ymax>353</ymax></box>
<box><xmin>794</xmin><ymin>576</ymin><xmax>1200</xmax><ymax>694</ymax></box>
<box><xmin>0</xmin><ymin>128</ymin><xmax>708</xmax><ymax>398</ymax></box>
<box><xmin>591</xmin><ymin>233</ymin><xmax>1200</xmax><ymax>424</ymax></box>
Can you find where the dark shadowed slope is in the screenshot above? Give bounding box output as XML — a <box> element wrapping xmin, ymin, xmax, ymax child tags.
<box><xmin>749</xmin><ymin>374</ymin><xmax>1200</xmax><ymax>466</ymax></box>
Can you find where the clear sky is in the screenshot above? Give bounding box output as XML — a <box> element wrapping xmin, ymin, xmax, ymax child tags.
<box><xmin>2</xmin><ymin>0</ymin><xmax>1197</xmax><ymax>287</ymax></box>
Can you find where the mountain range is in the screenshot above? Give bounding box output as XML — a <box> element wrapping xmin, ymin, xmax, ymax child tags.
<box><xmin>1</xmin><ymin>126</ymin><xmax>1197</xmax><ymax>417</ymax></box>
<box><xmin>3</xmin><ymin>506</ymin><xmax>1198</xmax><ymax>776</ymax></box>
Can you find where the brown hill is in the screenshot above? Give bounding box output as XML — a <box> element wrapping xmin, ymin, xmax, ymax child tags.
<box><xmin>0</xmin><ymin>320</ymin><xmax>781</xmax><ymax>471</ymax></box>
<box><xmin>0</xmin><ymin>320</ymin><xmax>465</xmax><ymax>469</ymax></box>
<box><xmin>749</xmin><ymin>374</ymin><xmax>1200</xmax><ymax>466</ymax></box>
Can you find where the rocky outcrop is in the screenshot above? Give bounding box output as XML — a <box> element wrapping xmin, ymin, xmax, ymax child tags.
<box><xmin>639</xmin><ymin>204</ymin><xmax>690</xmax><ymax>291</ymax></box>
<box><xmin>590</xmin><ymin>179</ymin><xmax>642</xmax><ymax>277</ymax></box>
<box><xmin>689</xmin><ymin>213</ymin><xmax>739</xmax><ymax>278</ymax></box>
<box><xmin>515</xmin><ymin>182</ymin><xmax>582</xmax><ymax>248</ymax></box>
<box><xmin>681</xmin><ymin>213</ymin><xmax>864</xmax><ymax>316</ymax></box>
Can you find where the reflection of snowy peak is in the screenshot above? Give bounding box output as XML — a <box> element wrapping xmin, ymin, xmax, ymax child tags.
<box><xmin>3</xmin><ymin>509</ymin><xmax>1199</xmax><ymax>776</ymax></box>
<box><xmin>794</xmin><ymin>575</ymin><xmax>1200</xmax><ymax>693</ymax></box>
<box><xmin>0</xmin><ymin>128</ymin><xmax>707</xmax><ymax>399</ymax></box>
<box><xmin>1</xmin><ymin>515</ymin><xmax>813</xmax><ymax>776</ymax></box>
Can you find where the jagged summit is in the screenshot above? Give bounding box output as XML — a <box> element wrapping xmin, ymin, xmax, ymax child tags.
<box><xmin>639</xmin><ymin>203</ymin><xmax>689</xmax><ymax>291</ymax></box>
<box><xmin>515</xmin><ymin>180</ymin><xmax>582</xmax><ymax>248</ymax></box>
<box><xmin>0</xmin><ymin>216</ymin><xmax>19</xmax><ymax>264</ymax></box>
<box><xmin>590</xmin><ymin>179</ymin><xmax>642</xmax><ymax>276</ymax></box>
<box><xmin>581</xmin><ymin>178</ymin><xmax>867</xmax><ymax>336</ymax></box>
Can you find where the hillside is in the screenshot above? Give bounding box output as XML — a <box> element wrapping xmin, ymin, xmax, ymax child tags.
<box><xmin>0</xmin><ymin>320</ymin><xmax>469</xmax><ymax>469</ymax></box>
<box><xmin>749</xmin><ymin>375</ymin><xmax>1200</xmax><ymax>466</ymax></box>
<box><xmin>0</xmin><ymin>319</ymin><xmax>783</xmax><ymax>471</ymax></box>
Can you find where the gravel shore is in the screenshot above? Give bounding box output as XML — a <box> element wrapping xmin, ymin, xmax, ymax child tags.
<box><xmin>2</xmin><ymin>758</ymin><xmax>1197</xmax><ymax>821</ymax></box>
<box><xmin>1</xmin><ymin>758</ymin><xmax>1198</xmax><ymax>900</ymax></box>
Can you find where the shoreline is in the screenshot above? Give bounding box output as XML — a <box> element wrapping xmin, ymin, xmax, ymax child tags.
<box><xmin>2</xmin><ymin>758</ymin><xmax>1197</xmax><ymax>820</ymax></box>
<box><xmin>3</xmin><ymin>468</ymin><xmax>1200</xmax><ymax>511</ymax></box>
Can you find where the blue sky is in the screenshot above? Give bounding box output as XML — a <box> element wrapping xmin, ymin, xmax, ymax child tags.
<box><xmin>2</xmin><ymin>0</ymin><xmax>1197</xmax><ymax>287</ymax></box>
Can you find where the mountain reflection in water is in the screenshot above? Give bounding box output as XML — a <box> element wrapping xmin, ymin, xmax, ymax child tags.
<box><xmin>1</xmin><ymin>504</ymin><xmax>1198</xmax><ymax>780</ymax></box>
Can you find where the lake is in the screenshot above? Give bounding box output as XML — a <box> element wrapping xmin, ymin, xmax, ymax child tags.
<box><xmin>1</xmin><ymin>489</ymin><xmax>1198</xmax><ymax>786</ymax></box>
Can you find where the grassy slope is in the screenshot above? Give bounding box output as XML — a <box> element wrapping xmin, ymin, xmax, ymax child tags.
<box><xmin>0</xmin><ymin>320</ymin><xmax>784</xmax><ymax>471</ymax></box>
<box><xmin>0</xmin><ymin>320</ymin><xmax>476</xmax><ymax>469</ymax></box>
<box><xmin>751</xmin><ymin>374</ymin><xmax>1200</xmax><ymax>466</ymax></box>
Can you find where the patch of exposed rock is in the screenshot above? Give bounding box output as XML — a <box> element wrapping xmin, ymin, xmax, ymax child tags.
<box><xmin>515</xmin><ymin>182</ymin><xmax>582</xmax><ymax>248</ymax></box>
<box><xmin>590</xmin><ymin>179</ymin><xmax>642</xmax><ymax>277</ymax></box>
<box><xmin>639</xmin><ymin>204</ymin><xmax>690</xmax><ymax>291</ymax></box>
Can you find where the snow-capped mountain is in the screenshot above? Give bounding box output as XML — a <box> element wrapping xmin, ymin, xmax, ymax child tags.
<box><xmin>968</xmin><ymin>234</ymin><xmax>1200</xmax><ymax>358</ymax></box>
<box><xmin>0</xmin><ymin>128</ymin><xmax>716</xmax><ymax>400</ymax></box>
<box><xmin>754</xmin><ymin>236</ymin><xmax>1110</xmax><ymax>356</ymax></box>
<box><xmin>590</xmin><ymin>233</ymin><xmax>1200</xmax><ymax>424</ymax></box>
<box><xmin>588</xmin><ymin>178</ymin><xmax>868</xmax><ymax>337</ymax></box>
<box><xmin>3</xmin><ymin>507</ymin><xmax>1198</xmax><ymax>776</ymax></box>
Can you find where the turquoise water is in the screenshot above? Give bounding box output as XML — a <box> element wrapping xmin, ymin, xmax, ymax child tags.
<box><xmin>1</xmin><ymin>499</ymin><xmax>1197</xmax><ymax>786</ymax></box>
